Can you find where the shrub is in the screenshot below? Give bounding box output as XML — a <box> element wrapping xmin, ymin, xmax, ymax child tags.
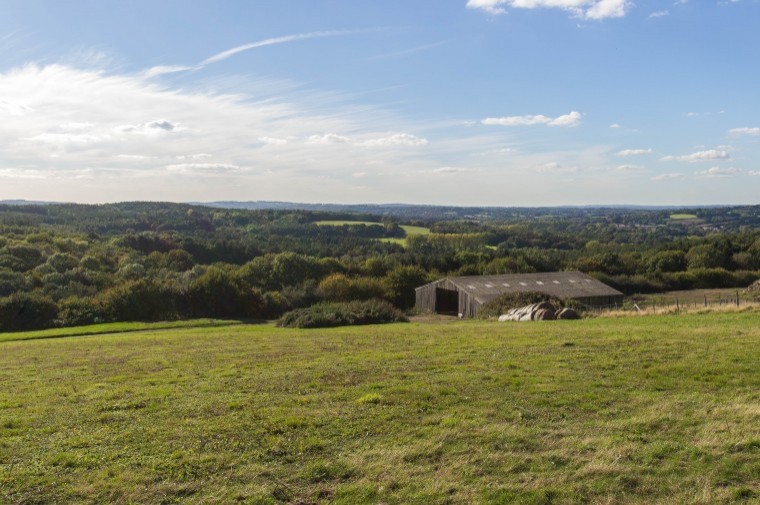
<box><xmin>318</xmin><ymin>273</ymin><xmax>385</xmax><ymax>302</ymax></box>
<box><xmin>57</xmin><ymin>296</ymin><xmax>106</xmax><ymax>326</ymax></box>
<box><xmin>0</xmin><ymin>292</ymin><xmax>58</xmax><ymax>331</ymax></box>
<box><xmin>277</xmin><ymin>299</ymin><xmax>407</xmax><ymax>329</ymax></box>
<box><xmin>98</xmin><ymin>280</ymin><xmax>181</xmax><ymax>322</ymax></box>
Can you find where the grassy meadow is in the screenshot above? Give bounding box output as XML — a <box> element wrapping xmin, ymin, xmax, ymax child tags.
<box><xmin>314</xmin><ymin>220</ymin><xmax>431</xmax><ymax>247</ymax></box>
<box><xmin>1</xmin><ymin>313</ymin><xmax>759</xmax><ymax>504</ymax></box>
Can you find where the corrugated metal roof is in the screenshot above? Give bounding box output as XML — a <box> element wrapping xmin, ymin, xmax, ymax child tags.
<box><xmin>418</xmin><ymin>271</ymin><xmax>623</xmax><ymax>304</ymax></box>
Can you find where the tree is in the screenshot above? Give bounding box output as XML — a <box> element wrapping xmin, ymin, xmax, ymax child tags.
<box><xmin>383</xmin><ymin>266</ymin><xmax>430</xmax><ymax>309</ymax></box>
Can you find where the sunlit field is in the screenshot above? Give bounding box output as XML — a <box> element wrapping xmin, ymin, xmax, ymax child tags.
<box><xmin>1</xmin><ymin>312</ymin><xmax>758</xmax><ymax>504</ymax></box>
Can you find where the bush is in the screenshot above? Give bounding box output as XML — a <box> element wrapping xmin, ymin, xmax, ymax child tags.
<box><xmin>277</xmin><ymin>299</ymin><xmax>407</xmax><ymax>328</ymax></box>
<box><xmin>98</xmin><ymin>280</ymin><xmax>181</xmax><ymax>322</ymax></box>
<box><xmin>0</xmin><ymin>292</ymin><xmax>58</xmax><ymax>331</ymax></box>
<box><xmin>57</xmin><ymin>296</ymin><xmax>106</xmax><ymax>326</ymax></box>
<box><xmin>318</xmin><ymin>273</ymin><xmax>385</xmax><ymax>302</ymax></box>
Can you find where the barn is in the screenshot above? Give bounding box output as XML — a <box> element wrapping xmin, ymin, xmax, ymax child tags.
<box><xmin>415</xmin><ymin>271</ymin><xmax>624</xmax><ymax>318</ymax></box>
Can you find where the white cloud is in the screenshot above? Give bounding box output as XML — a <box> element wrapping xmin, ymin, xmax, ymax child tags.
<box><xmin>114</xmin><ymin>154</ymin><xmax>155</xmax><ymax>160</ymax></box>
<box><xmin>357</xmin><ymin>133</ymin><xmax>428</xmax><ymax>147</ymax></box>
<box><xmin>649</xmin><ymin>10</ymin><xmax>669</xmax><ymax>17</ymax></box>
<box><xmin>609</xmin><ymin>123</ymin><xmax>621</xmax><ymax>129</ymax></box>
<box><xmin>176</xmin><ymin>153</ymin><xmax>213</xmax><ymax>160</ymax></box>
<box><xmin>662</xmin><ymin>150</ymin><xmax>731</xmax><ymax>162</ymax></box>
<box><xmin>482</xmin><ymin>111</ymin><xmax>581</xmax><ymax>127</ymax></box>
<box><xmin>729</xmin><ymin>127</ymin><xmax>760</xmax><ymax>136</ymax></box>
<box><xmin>534</xmin><ymin>161</ymin><xmax>578</xmax><ymax>173</ymax></box>
<box><xmin>257</xmin><ymin>136</ymin><xmax>289</xmax><ymax>146</ymax></box>
<box><xmin>307</xmin><ymin>133</ymin><xmax>351</xmax><ymax>144</ymax></box>
<box><xmin>114</xmin><ymin>119</ymin><xmax>181</xmax><ymax>135</ymax></box>
<box><xmin>695</xmin><ymin>166</ymin><xmax>741</xmax><ymax>178</ymax></box>
<box><xmin>749</xmin><ymin>170</ymin><xmax>760</xmax><ymax>176</ymax></box>
<box><xmin>616</xmin><ymin>164</ymin><xmax>645</xmax><ymax>171</ymax></box>
<box><xmin>59</xmin><ymin>122</ymin><xmax>95</xmax><ymax>131</ymax></box>
<box><xmin>0</xmin><ymin>99</ymin><xmax>33</xmax><ymax>116</ymax></box>
<box><xmin>430</xmin><ymin>166</ymin><xmax>474</xmax><ymax>174</ymax></box>
<box><xmin>143</xmin><ymin>65</ymin><xmax>198</xmax><ymax>79</ymax></box>
<box><xmin>24</xmin><ymin>132</ymin><xmax>103</xmax><ymax>145</ymax></box>
<box><xmin>466</xmin><ymin>0</ymin><xmax>632</xmax><ymax>20</ymax></box>
<box><xmin>616</xmin><ymin>148</ymin><xmax>653</xmax><ymax>156</ymax></box>
<box><xmin>549</xmin><ymin>111</ymin><xmax>582</xmax><ymax>127</ymax></box>
<box><xmin>166</xmin><ymin>163</ymin><xmax>241</xmax><ymax>174</ymax></box>
<box><xmin>652</xmin><ymin>173</ymin><xmax>685</xmax><ymax>181</ymax></box>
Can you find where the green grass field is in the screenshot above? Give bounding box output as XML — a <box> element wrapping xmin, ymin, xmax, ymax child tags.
<box><xmin>315</xmin><ymin>220</ymin><xmax>431</xmax><ymax>247</ymax></box>
<box><xmin>669</xmin><ymin>213</ymin><xmax>699</xmax><ymax>220</ymax></box>
<box><xmin>1</xmin><ymin>313</ymin><xmax>759</xmax><ymax>504</ymax></box>
<box><xmin>314</xmin><ymin>220</ymin><xmax>386</xmax><ymax>227</ymax></box>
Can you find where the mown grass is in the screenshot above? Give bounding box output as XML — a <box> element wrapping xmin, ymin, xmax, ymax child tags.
<box><xmin>669</xmin><ymin>213</ymin><xmax>699</xmax><ymax>220</ymax></box>
<box><xmin>1</xmin><ymin>313</ymin><xmax>759</xmax><ymax>504</ymax></box>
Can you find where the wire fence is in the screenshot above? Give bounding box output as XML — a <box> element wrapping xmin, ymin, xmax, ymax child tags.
<box><xmin>586</xmin><ymin>290</ymin><xmax>758</xmax><ymax>314</ymax></box>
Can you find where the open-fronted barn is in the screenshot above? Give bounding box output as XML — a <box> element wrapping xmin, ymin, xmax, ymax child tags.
<box><xmin>415</xmin><ymin>271</ymin><xmax>624</xmax><ymax>317</ymax></box>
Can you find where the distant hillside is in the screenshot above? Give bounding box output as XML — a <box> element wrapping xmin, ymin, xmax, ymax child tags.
<box><xmin>195</xmin><ymin>200</ymin><xmax>728</xmax><ymax>222</ymax></box>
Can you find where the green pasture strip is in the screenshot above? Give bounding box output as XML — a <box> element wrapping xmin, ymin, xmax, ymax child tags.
<box><xmin>0</xmin><ymin>319</ymin><xmax>242</xmax><ymax>344</ymax></box>
<box><xmin>669</xmin><ymin>213</ymin><xmax>699</xmax><ymax>220</ymax></box>
<box><xmin>314</xmin><ymin>220</ymin><xmax>384</xmax><ymax>227</ymax></box>
<box><xmin>314</xmin><ymin>220</ymin><xmax>431</xmax><ymax>235</ymax></box>
<box><xmin>376</xmin><ymin>237</ymin><xmax>407</xmax><ymax>246</ymax></box>
<box><xmin>1</xmin><ymin>313</ymin><xmax>758</xmax><ymax>504</ymax></box>
<box><xmin>398</xmin><ymin>224</ymin><xmax>431</xmax><ymax>236</ymax></box>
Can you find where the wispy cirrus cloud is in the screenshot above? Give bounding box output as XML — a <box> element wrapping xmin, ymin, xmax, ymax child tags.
<box><xmin>369</xmin><ymin>40</ymin><xmax>449</xmax><ymax>60</ymax></box>
<box><xmin>201</xmin><ymin>30</ymin><xmax>370</xmax><ymax>65</ymax></box>
<box><xmin>143</xmin><ymin>28</ymin><xmax>386</xmax><ymax>78</ymax></box>
<box><xmin>0</xmin><ymin>63</ymin><xmax>444</xmax><ymax>202</ymax></box>
<box><xmin>482</xmin><ymin>111</ymin><xmax>582</xmax><ymax>127</ymax></box>
<box><xmin>466</xmin><ymin>0</ymin><xmax>632</xmax><ymax>20</ymax></box>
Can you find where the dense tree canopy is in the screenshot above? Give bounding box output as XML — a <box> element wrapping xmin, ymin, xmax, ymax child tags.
<box><xmin>0</xmin><ymin>202</ymin><xmax>758</xmax><ymax>331</ymax></box>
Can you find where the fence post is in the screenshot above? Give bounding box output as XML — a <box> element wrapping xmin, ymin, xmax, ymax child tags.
<box><xmin>736</xmin><ymin>291</ymin><xmax>740</xmax><ymax>307</ymax></box>
<box><xmin>704</xmin><ymin>295</ymin><xmax>707</xmax><ymax>307</ymax></box>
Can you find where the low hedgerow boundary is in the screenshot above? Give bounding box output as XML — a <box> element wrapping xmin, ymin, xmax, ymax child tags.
<box><xmin>277</xmin><ymin>299</ymin><xmax>408</xmax><ymax>328</ymax></box>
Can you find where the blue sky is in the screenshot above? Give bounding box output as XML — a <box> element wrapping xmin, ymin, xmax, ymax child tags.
<box><xmin>1</xmin><ymin>0</ymin><xmax>758</xmax><ymax>205</ymax></box>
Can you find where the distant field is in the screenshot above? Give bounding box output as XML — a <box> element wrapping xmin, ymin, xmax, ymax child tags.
<box><xmin>315</xmin><ymin>220</ymin><xmax>385</xmax><ymax>227</ymax></box>
<box><xmin>1</xmin><ymin>313</ymin><xmax>758</xmax><ymax>504</ymax></box>
<box><xmin>669</xmin><ymin>213</ymin><xmax>699</xmax><ymax>220</ymax></box>
<box><xmin>316</xmin><ymin>220</ymin><xmax>431</xmax><ymax>247</ymax></box>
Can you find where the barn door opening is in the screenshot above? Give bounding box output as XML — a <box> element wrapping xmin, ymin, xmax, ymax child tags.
<box><xmin>435</xmin><ymin>288</ymin><xmax>459</xmax><ymax>314</ymax></box>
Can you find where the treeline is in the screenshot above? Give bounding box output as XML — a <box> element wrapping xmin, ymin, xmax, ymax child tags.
<box><xmin>0</xmin><ymin>202</ymin><xmax>759</xmax><ymax>331</ymax></box>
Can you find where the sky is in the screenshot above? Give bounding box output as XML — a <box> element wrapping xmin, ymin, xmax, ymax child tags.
<box><xmin>0</xmin><ymin>0</ymin><xmax>759</xmax><ymax>206</ymax></box>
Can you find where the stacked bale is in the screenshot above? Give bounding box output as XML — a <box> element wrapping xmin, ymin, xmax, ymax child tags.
<box><xmin>498</xmin><ymin>303</ymin><xmax>580</xmax><ymax>322</ymax></box>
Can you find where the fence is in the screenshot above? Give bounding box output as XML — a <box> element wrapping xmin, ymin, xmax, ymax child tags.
<box><xmin>586</xmin><ymin>290</ymin><xmax>758</xmax><ymax>314</ymax></box>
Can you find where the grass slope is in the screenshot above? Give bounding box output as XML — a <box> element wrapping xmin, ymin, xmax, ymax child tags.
<box><xmin>1</xmin><ymin>313</ymin><xmax>759</xmax><ymax>504</ymax></box>
<box><xmin>0</xmin><ymin>319</ymin><xmax>242</xmax><ymax>344</ymax></box>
